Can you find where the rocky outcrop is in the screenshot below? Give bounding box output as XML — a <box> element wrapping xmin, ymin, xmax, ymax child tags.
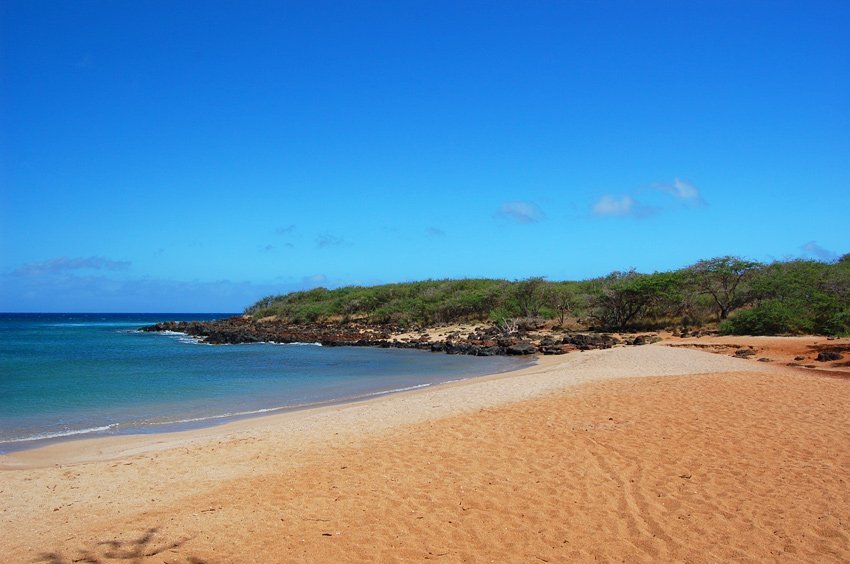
<box><xmin>562</xmin><ymin>333</ymin><xmax>620</xmax><ymax>350</ymax></box>
<box><xmin>817</xmin><ymin>350</ymin><xmax>843</xmax><ymax>362</ymax></box>
<box><xmin>506</xmin><ymin>342</ymin><xmax>537</xmax><ymax>355</ymax></box>
<box><xmin>140</xmin><ymin>317</ymin><xmax>641</xmax><ymax>357</ymax></box>
<box><xmin>627</xmin><ymin>334</ymin><xmax>662</xmax><ymax>346</ymax></box>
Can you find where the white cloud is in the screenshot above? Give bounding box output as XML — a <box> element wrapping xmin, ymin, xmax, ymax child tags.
<box><xmin>801</xmin><ymin>241</ymin><xmax>838</xmax><ymax>261</ymax></box>
<box><xmin>302</xmin><ymin>273</ymin><xmax>328</xmax><ymax>287</ymax></box>
<box><xmin>12</xmin><ymin>256</ymin><xmax>131</xmax><ymax>276</ymax></box>
<box><xmin>316</xmin><ymin>233</ymin><xmax>344</xmax><ymax>248</ymax></box>
<box><xmin>653</xmin><ymin>178</ymin><xmax>707</xmax><ymax>206</ymax></box>
<box><xmin>592</xmin><ymin>195</ymin><xmax>636</xmax><ymax>216</ymax></box>
<box><xmin>0</xmin><ymin>271</ymin><xmax>283</xmax><ymax>313</ymax></box>
<box><xmin>673</xmin><ymin>178</ymin><xmax>700</xmax><ymax>199</ymax></box>
<box><xmin>593</xmin><ymin>177</ymin><xmax>705</xmax><ymax>219</ymax></box>
<box><xmin>497</xmin><ymin>201</ymin><xmax>545</xmax><ymax>224</ymax></box>
<box><xmin>1</xmin><ymin>259</ymin><xmax>338</xmax><ymax>312</ymax></box>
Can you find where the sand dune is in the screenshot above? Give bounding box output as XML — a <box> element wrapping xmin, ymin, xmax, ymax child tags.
<box><xmin>2</xmin><ymin>345</ymin><xmax>848</xmax><ymax>562</ymax></box>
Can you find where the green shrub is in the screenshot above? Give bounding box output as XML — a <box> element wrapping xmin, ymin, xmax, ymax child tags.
<box><xmin>720</xmin><ymin>301</ymin><xmax>809</xmax><ymax>335</ymax></box>
<box><xmin>824</xmin><ymin>310</ymin><xmax>850</xmax><ymax>336</ymax></box>
<box><xmin>244</xmin><ymin>254</ymin><xmax>849</xmax><ymax>334</ymax></box>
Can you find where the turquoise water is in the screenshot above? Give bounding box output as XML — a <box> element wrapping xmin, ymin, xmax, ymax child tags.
<box><xmin>0</xmin><ymin>314</ymin><xmax>528</xmax><ymax>453</ymax></box>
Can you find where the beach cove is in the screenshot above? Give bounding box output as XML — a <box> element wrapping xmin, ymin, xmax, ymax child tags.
<box><xmin>2</xmin><ymin>343</ymin><xmax>849</xmax><ymax>562</ymax></box>
<box><xmin>5</xmin><ymin>1</ymin><xmax>849</xmax><ymax>561</ymax></box>
<box><xmin>0</xmin><ymin>314</ymin><xmax>527</xmax><ymax>452</ymax></box>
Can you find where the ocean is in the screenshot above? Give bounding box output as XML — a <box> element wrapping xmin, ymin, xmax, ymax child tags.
<box><xmin>0</xmin><ymin>313</ymin><xmax>528</xmax><ymax>453</ymax></box>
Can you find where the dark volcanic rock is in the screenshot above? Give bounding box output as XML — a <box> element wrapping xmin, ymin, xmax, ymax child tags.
<box><xmin>506</xmin><ymin>342</ymin><xmax>537</xmax><ymax>355</ymax></box>
<box><xmin>476</xmin><ymin>346</ymin><xmax>502</xmax><ymax>356</ymax></box>
<box><xmin>563</xmin><ymin>333</ymin><xmax>619</xmax><ymax>350</ymax></box>
<box><xmin>816</xmin><ymin>351</ymin><xmax>843</xmax><ymax>362</ymax></box>
<box><xmin>538</xmin><ymin>336</ymin><xmax>558</xmax><ymax>347</ymax></box>
<box><xmin>141</xmin><ymin>317</ymin><xmax>581</xmax><ymax>358</ymax></box>
<box><xmin>429</xmin><ymin>342</ymin><xmax>445</xmax><ymax>353</ymax></box>
<box><xmin>630</xmin><ymin>334</ymin><xmax>662</xmax><ymax>346</ymax></box>
<box><xmin>496</xmin><ymin>337</ymin><xmax>518</xmax><ymax>348</ymax></box>
<box><xmin>538</xmin><ymin>344</ymin><xmax>575</xmax><ymax>355</ymax></box>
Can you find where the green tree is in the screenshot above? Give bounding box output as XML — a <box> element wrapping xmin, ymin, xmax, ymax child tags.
<box><xmin>687</xmin><ymin>256</ymin><xmax>761</xmax><ymax>320</ymax></box>
<box><xmin>733</xmin><ymin>258</ymin><xmax>850</xmax><ymax>335</ymax></box>
<box><xmin>590</xmin><ymin>270</ymin><xmax>679</xmax><ymax>329</ymax></box>
<box><xmin>544</xmin><ymin>284</ymin><xmax>582</xmax><ymax>326</ymax></box>
<box><xmin>513</xmin><ymin>277</ymin><xmax>546</xmax><ymax>317</ymax></box>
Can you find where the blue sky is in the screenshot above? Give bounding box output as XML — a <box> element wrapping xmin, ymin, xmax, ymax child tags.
<box><xmin>1</xmin><ymin>1</ymin><xmax>848</xmax><ymax>312</ymax></box>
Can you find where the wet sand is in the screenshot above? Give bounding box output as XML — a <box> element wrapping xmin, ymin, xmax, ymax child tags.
<box><xmin>2</xmin><ymin>345</ymin><xmax>848</xmax><ymax>562</ymax></box>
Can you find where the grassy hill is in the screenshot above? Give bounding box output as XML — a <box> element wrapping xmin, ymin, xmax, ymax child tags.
<box><xmin>246</xmin><ymin>254</ymin><xmax>850</xmax><ymax>336</ymax></box>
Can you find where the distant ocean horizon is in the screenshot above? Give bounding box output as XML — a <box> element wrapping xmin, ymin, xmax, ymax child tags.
<box><xmin>0</xmin><ymin>313</ymin><xmax>528</xmax><ymax>453</ymax></box>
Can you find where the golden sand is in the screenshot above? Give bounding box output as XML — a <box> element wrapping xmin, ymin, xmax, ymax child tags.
<box><xmin>2</xmin><ymin>343</ymin><xmax>848</xmax><ymax>562</ymax></box>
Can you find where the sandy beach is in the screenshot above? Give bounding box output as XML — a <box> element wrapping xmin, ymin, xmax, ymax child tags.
<box><xmin>2</xmin><ymin>343</ymin><xmax>849</xmax><ymax>562</ymax></box>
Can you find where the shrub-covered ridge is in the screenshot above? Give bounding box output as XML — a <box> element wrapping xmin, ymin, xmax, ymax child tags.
<box><xmin>246</xmin><ymin>254</ymin><xmax>850</xmax><ymax>336</ymax></box>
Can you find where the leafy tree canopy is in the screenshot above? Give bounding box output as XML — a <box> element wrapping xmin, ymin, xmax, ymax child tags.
<box><xmin>245</xmin><ymin>254</ymin><xmax>848</xmax><ymax>335</ymax></box>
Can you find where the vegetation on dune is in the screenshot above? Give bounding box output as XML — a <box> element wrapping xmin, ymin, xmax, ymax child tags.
<box><xmin>246</xmin><ymin>254</ymin><xmax>850</xmax><ymax>336</ymax></box>
<box><xmin>249</xmin><ymin>279</ymin><xmax>514</xmax><ymax>325</ymax></box>
<box><xmin>720</xmin><ymin>255</ymin><xmax>850</xmax><ymax>336</ymax></box>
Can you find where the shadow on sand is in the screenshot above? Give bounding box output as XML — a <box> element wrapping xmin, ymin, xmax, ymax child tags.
<box><xmin>36</xmin><ymin>527</ymin><xmax>203</xmax><ymax>564</ymax></box>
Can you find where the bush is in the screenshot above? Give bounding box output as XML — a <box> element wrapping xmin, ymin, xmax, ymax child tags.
<box><xmin>824</xmin><ymin>310</ymin><xmax>850</xmax><ymax>336</ymax></box>
<box><xmin>244</xmin><ymin>253</ymin><xmax>849</xmax><ymax>334</ymax></box>
<box><xmin>720</xmin><ymin>301</ymin><xmax>808</xmax><ymax>335</ymax></box>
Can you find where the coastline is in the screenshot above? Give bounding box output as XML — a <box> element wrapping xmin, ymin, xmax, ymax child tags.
<box><xmin>139</xmin><ymin>316</ymin><xmax>632</xmax><ymax>356</ymax></box>
<box><xmin>3</xmin><ymin>343</ymin><xmax>849</xmax><ymax>562</ymax></box>
<box><xmin>0</xmin><ymin>345</ymin><xmax>767</xmax><ymax>469</ymax></box>
<box><xmin>0</xmin><ymin>348</ymin><xmax>531</xmax><ymax>458</ymax></box>
<box><xmin>6</xmin><ymin>332</ymin><xmax>844</xmax><ymax>467</ymax></box>
<box><xmin>0</xmin><ymin>350</ymin><xmax>537</xmax><ymax>465</ymax></box>
<box><xmin>1</xmin><ymin>314</ymin><xmax>535</xmax><ymax>454</ymax></box>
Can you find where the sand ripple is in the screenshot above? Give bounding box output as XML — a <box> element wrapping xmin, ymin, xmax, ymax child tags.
<box><xmin>2</xmin><ymin>345</ymin><xmax>848</xmax><ymax>562</ymax></box>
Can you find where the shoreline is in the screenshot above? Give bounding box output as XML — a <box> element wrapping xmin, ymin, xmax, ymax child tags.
<box><xmin>0</xmin><ymin>345</ymin><xmax>763</xmax><ymax>470</ymax></box>
<box><xmin>139</xmin><ymin>316</ymin><xmax>632</xmax><ymax>356</ymax></box>
<box><xmin>0</xmin><ymin>349</ymin><xmax>534</xmax><ymax>459</ymax></box>
<box><xmin>4</xmin><ymin>333</ymin><xmax>846</xmax><ymax>466</ymax></box>
<box><xmin>0</xmin><ymin>353</ymin><xmax>554</xmax><ymax>470</ymax></box>
<box><xmin>3</xmin><ymin>343</ymin><xmax>849</xmax><ymax>562</ymax></box>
